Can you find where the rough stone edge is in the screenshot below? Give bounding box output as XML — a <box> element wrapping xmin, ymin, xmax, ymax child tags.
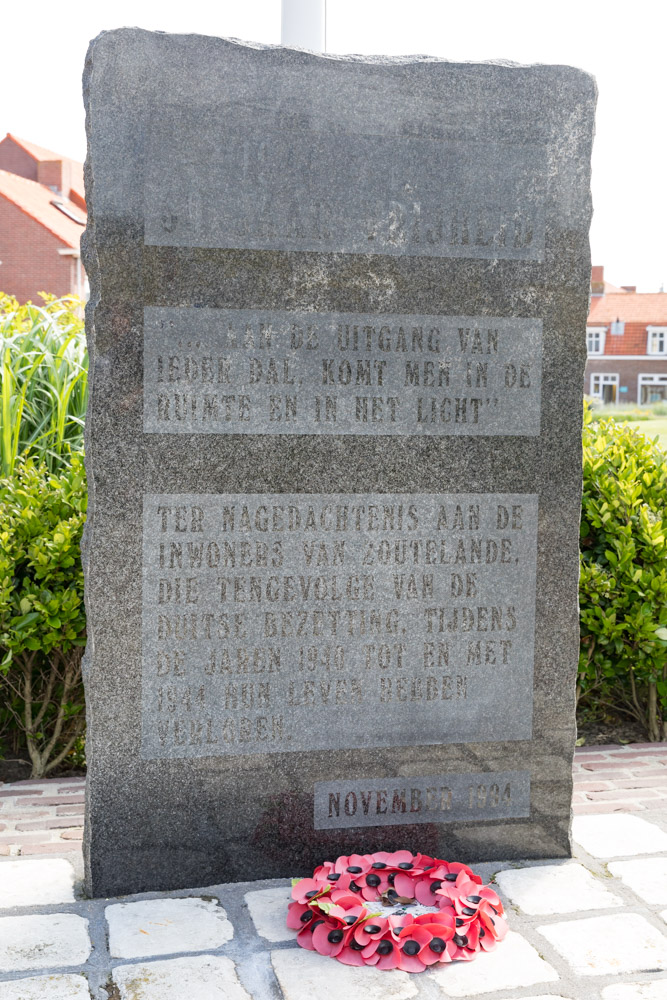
<box><xmin>83</xmin><ymin>26</ymin><xmax>597</xmax><ymax>82</ymax></box>
<box><xmin>80</xmin><ymin>33</ymin><xmax>100</xmax><ymax>901</ymax></box>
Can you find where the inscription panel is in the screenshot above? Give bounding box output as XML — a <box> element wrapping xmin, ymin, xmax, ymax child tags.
<box><xmin>314</xmin><ymin>770</ymin><xmax>531</xmax><ymax>829</ymax></box>
<box><xmin>144</xmin><ymin>127</ymin><xmax>546</xmax><ymax>260</ymax></box>
<box><xmin>144</xmin><ymin>309</ymin><xmax>542</xmax><ymax>437</ymax></box>
<box><xmin>141</xmin><ymin>493</ymin><xmax>537</xmax><ymax>759</ymax></box>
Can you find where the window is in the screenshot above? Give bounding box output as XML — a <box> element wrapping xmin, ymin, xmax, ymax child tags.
<box><xmin>586</xmin><ymin>328</ymin><xmax>606</xmax><ymax>355</ymax></box>
<box><xmin>610</xmin><ymin>320</ymin><xmax>625</xmax><ymax>336</ymax></box>
<box><xmin>590</xmin><ymin>373</ymin><xmax>619</xmax><ymax>404</ymax></box>
<box><xmin>639</xmin><ymin>374</ymin><xmax>667</xmax><ymax>404</ymax></box>
<box><xmin>647</xmin><ymin>327</ymin><xmax>667</xmax><ymax>356</ymax></box>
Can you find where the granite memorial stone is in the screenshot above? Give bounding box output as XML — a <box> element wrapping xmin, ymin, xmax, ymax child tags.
<box><xmin>82</xmin><ymin>29</ymin><xmax>596</xmax><ymax>896</ymax></box>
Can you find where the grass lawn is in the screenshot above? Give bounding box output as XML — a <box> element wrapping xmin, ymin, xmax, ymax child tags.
<box><xmin>625</xmin><ymin>418</ymin><xmax>667</xmax><ymax>450</ymax></box>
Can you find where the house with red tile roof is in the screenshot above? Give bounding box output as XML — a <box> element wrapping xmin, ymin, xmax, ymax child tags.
<box><xmin>0</xmin><ymin>134</ymin><xmax>87</xmax><ymax>303</ymax></box>
<box><xmin>585</xmin><ymin>266</ymin><xmax>667</xmax><ymax>405</ymax></box>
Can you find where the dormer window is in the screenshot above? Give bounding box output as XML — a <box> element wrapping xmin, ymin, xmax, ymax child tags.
<box><xmin>647</xmin><ymin>327</ymin><xmax>667</xmax><ymax>356</ymax></box>
<box><xmin>610</xmin><ymin>319</ymin><xmax>625</xmax><ymax>336</ymax></box>
<box><xmin>586</xmin><ymin>327</ymin><xmax>606</xmax><ymax>355</ymax></box>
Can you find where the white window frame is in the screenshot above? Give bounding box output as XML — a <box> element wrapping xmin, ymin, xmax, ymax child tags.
<box><xmin>647</xmin><ymin>327</ymin><xmax>667</xmax><ymax>356</ymax></box>
<box><xmin>586</xmin><ymin>327</ymin><xmax>606</xmax><ymax>355</ymax></box>
<box><xmin>590</xmin><ymin>372</ymin><xmax>619</xmax><ymax>404</ymax></box>
<box><xmin>638</xmin><ymin>373</ymin><xmax>667</xmax><ymax>404</ymax></box>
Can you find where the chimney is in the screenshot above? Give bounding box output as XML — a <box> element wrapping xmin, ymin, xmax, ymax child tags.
<box><xmin>591</xmin><ymin>265</ymin><xmax>604</xmax><ymax>296</ymax></box>
<box><xmin>621</xmin><ymin>285</ymin><xmax>636</xmax><ymax>293</ymax></box>
<box><xmin>37</xmin><ymin>159</ymin><xmax>71</xmax><ymax>196</ymax></box>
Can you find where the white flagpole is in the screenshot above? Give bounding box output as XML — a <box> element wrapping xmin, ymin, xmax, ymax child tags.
<box><xmin>281</xmin><ymin>0</ymin><xmax>326</xmax><ymax>52</ymax></box>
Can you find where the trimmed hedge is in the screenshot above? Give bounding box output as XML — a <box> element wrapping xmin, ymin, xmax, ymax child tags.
<box><xmin>0</xmin><ymin>456</ymin><xmax>87</xmax><ymax>776</ymax></box>
<box><xmin>579</xmin><ymin>407</ymin><xmax>667</xmax><ymax>740</ymax></box>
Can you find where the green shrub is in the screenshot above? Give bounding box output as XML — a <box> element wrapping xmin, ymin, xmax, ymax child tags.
<box><xmin>0</xmin><ymin>293</ymin><xmax>87</xmax><ymax>477</ymax></box>
<box><xmin>579</xmin><ymin>406</ymin><xmax>667</xmax><ymax>740</ymax></box>
<box><xmin>0</xmin><ymin>455</ymin><xmax>87</xmax><ymax>776</ymax></box>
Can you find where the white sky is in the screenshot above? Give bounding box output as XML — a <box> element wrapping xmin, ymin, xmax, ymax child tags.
<box><xmin>2</xmin><ymin>0</ymin><xmax>665</xmax><ymax>290</ymax></box>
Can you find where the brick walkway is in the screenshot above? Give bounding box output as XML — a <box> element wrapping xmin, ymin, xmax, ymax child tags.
<box><xmin>573</xmin><ymin>743</ymin><xmax>667</xmax><ymax>813</ymax></box>
<box><xmin>0</xmin><ymin>776</ymin><xmax>85</xmax><ymax>857</ymax></box>
<box><xmin>0</xmin><ymin>743</ymin><xmax>665</xmax><ymax>860</ymax></box>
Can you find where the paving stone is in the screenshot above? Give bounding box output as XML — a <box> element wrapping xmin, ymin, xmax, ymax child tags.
<box><xmin>60</xmin><ymin>829</ymin><xmax>83</xmax><ymax>840</ymax></box>
<box><xmin>538</xmin><ymin>913</ymin><xmax>667</xmax><ymax>976</ymax></box>
<box><xmin>0</xmin><ymin>974</ymin><xmax>91</xmax><ymax>1000</ymax></box>
<box><xmin>430</xmin><ymin>931</ymin><xmax>559</xmax><ymax>996</ymax></box>
<box><xmin>0</xmin><ymin>858</ymin><xmax>76</xmax><ymax>908</ymax></box>
<box><xmin>20</xmin><ymin>843</ymin><xmax>81</xmax><ymax>854</ymax></box>
<box><xmin>0</xmin><ymin>913</ymin><xmax>90</xmax><ymax>972</ymax></box>
<box><xmin>572</xmin><ymin>814</ymin><xmax>667</xmax><ymax>857</ymax></box>
<box><xmin>602</xmin><ymin>984</ymin><xmax>667</xmax><ymax>999</ymax></box>
<box><xmin>271</xmin><ymin>948</ymin><xmax>419</xmax><ymax>999</ymax></box>
<box><xmin>244</xmin><ymin>885</ymin><xmax>293</xmax><ymax>942</ymax></box>
<box><xmin>0</xmin><ymin>835</ymin><xmax>46</xmax><ymax>845</ymax></box>
<box><xmin>21</xmin><ymin>797</ymin><xmax>86</xmax><ymax>807</ymax></box>
<box><xmin>112</xmin><ymin>955</ymin><xmax>250</xmax><ymax>1000</ymax></box>
<box><xmin>16</xmin><ymin>817</ymin><xmax>85</xmax><ymax>831</ymax></box>
<box><xmin>609</xmin><ymin>858</ymin><xmax>667</xmax><ymax>904</ymax></box>
<box><xmin>106</xmin><ymin>896</ymin><xmax>233</xmax><ymax>958</ymax></box>
<box><xmin>495</xmin><ymin>862</ymin><xmax>622</xmax><ymax>914</ymax></box>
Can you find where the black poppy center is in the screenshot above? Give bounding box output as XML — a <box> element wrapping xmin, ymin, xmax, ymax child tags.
<box><xmin>305</xmin><ymin>890</ymin><xmax>318</xmax><ymax>899</ymax></box>
<box><xmin>377</xmin><ymin>940</ymin><xmax>394</xmax><ymax>955</ymax></box>
<box><xmin>346</xmin><ymin>865</ymin><xmax>362</xmax><ymax>873</ymax></box>
<box><xmin>344</xmin><ymin>915</ymin><xmax>357</xmax><ymax>925</ymax></box>
<box><xmin>349</xmin><ymin>881</ymin><xmax>361</xmax><ymax>893</ymax></box>
<box><xmin>371</xmin><ymin>861</ymin><xmax>387</xmax><ymax>869</ymax></box>
<box><xmin>328</xmin><ymin>873</ymin><xmax>340</xmax><ymax>882</ymax></box>
<box><xmin>300</xmin><ymin>911</ymin><xmax>313</xmax><ymax>923</ymax></box>
<box><xmin>366</xmin><ymin>874</ymin><xmax>381</xmax><ymax>887</ymax></box>
<box><xmin>350</xmin><ymin>939</ymin><xmax>364</xmax><ymax>950</ymax></box>
<box><xmin>467</xmin><ymin>894</ymin><xmax>481</xmax><ymax>904</ymax></box>
<box><xmin>430</xmin><ymin>880</ymin><xmax>443</xmax><ymax>893</ymax></box>
<box><xmin>444</xmin><ymin>873</ymin><xmax>458</xmax><ymax>882</ymax></box>
<box><xmin>453</xmin><ymin>933</ymin><xmax>469</xmax><ymax>947</ymax></box>
<box><xmin>327</xmin><ymin>929</ymin><xmax>344</xmax><ymax>944</ymax></box>
<box><xmin>429</xmin><ymin>936</ymin><xmax>446</xmax><ymax>953</ymax></box>
<box><xmin>462</xmin><ymin>906</ymin><xmax>476</xmax><ymax>916</ymax></box>
<box><xmin>365</xmin><ymin>924</ymin><xmax>381</xmax><ymax>934</ymax></box>
<box><xmin>403</xmin><ymin>940</ymin><xmax>420</xmax><ymax>956</ymax></box>
<box><xmin>398</xmin><ymin>861</ymin><xmax>413</xmax><ymax>870</ymax></box>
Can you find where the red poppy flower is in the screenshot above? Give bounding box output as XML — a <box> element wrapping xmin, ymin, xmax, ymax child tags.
<box><xmin>397</xmin><ymin>924</ymin><xmax>433</xmax><ymax>973</ymax></box>
<box><xmin>415</xmin><ymin>919</ymin><xmax>456</xmax><ymax>966</ymax></box>
<box><xmin>333</xmin><ymin>853</ymin><xmax>374</xmax><ymax>876</ymax></box>
<box><xmin>353</xmin><ymin>915</ymin><xmax>389</xmax><ymax>947</ymax></box>
<box><xmin>291</xmin><ymin>878</ymin><xmax>328</xmax><ymax>905</ymax></box>
<box><xmin>286</xmin><ymin>901</ymin><xmax>313</xmax><ymax>930</ymax></box>
<box><xmin>361</xmin><ymin>935</ymin><xmax>401</xmax><ymax>969</ymax></box>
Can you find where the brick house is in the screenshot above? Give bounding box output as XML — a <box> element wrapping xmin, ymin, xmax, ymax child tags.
<box><xmin>585</xmin><ymin>266</ymin><xmax>667</xmax><ymax>405</ymax></box>
<box><xmin>0</xmin><ymin>134</ymin><xmax>87</xmax><ymax>303</ymax></box>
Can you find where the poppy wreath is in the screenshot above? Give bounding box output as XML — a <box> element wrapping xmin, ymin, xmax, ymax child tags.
<box><xmin>287</xmin><ymin>850</ymin><xmax>508</xmax><ymax>973</ymax></box>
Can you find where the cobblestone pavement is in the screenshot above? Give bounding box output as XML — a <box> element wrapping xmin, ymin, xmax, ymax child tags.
<box><xmin>0</xmin><ymin>745</ymin><xmax>666</xmax><ymax>999</ymax></box>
